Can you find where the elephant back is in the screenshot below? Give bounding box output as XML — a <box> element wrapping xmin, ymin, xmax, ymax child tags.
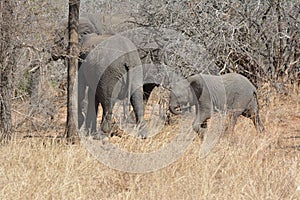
<box><xmin>222</xmin><ymin>73</ymin><xmax>257</xmax><ymax>110</ymax></box>
<box><xmin>80</xmin><ymin>34</ymin><xmax>113</xmax><ymax>57</ymax></box>
<box><xmin>81</xmin><ymin>34</ymin><xmax>141</xmax><ymax>92</ymax></box>
<box><xmin>200</xmin><ymin>74</ymin><xmax>227</xmax><ymax>111</ymax></box>
<box><xmin>87</xmin><ymin>34</ymin><xmax>140</xmax><ymax>68</ymax></box>
<box><xmin>83</xmin><ymin>13</ymin><xmax>134</xmax><ymax>35</ymax></box>
<box><xmin>222</xmin><ymin>73</ymin><xmax>256</xmax><ymax>96</ymax></box>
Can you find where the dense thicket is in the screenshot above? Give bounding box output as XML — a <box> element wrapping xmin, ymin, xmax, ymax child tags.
<box><xmin>136</xmin><ymin>0</ymin><xmax>299</xmax><ymax>87</ymax></box>
<box><xmin>1</xmin><ymin>0</ymin><xmax>299</xmax><ymax>134</ymax></box>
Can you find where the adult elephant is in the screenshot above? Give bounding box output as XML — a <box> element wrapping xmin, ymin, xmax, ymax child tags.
<box><xmin>51</xmin><ymin>14</ymin><xmax>176</xmax><ymax>138</ymax></box>
<box><xmin>78</xmin><ymin>34</ymin><xmax>148</xmax><ymax>138</ymax></box>
<box><xmin>51</xmin><ymin>14</ymin><xmax>148</xmax><ymax>138</ymax></box>
<box><xmin>51</xmin><ymin>14</ymin><xmax>171</xmax><ymax>102</ymax></box>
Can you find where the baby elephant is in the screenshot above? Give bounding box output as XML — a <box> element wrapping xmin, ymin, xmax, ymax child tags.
<box><xmin>169</xmin><ymin>73</ymin><xmax>265</xmax><ymax>134</ymax></box>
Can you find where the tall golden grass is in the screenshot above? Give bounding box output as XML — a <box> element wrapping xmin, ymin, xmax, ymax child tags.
<box><xmin>1</xmin><ymin>87</ymin><xmax>299</xmax><ymax>199</ymax></box>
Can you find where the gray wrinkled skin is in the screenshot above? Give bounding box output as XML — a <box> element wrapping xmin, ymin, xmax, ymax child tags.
<box><xmin>52</xmin><ymin>14</ymin><xmax>150</xmax><ymax>138</ymax></box>
<box><xmin>51</xmin><ymin>14</ymin><xmax>172</xmax><ymax>106</ymax></box>
<box><xmin>169</xmin><ymin>73</ymin><xmax>265</xmax><ymax>134</ymax></box>
<box><xmin>51</xmin><ymin>13</ymin><xmax>133</xmax><ymax>61</ymax></box>
<box><xmin>78</xmin><ymin>35</ymin><xmax>148</xmax><ymax>138</ymax></box>
<box><xmin>51</xmin><ymin>14</ymin><xmax>163</xmax><ymax>102</ymax></box>
<box><xmin>80</xmin><ymin>13</ymin><xmax>134</xmax><ymax>35</ymax></box>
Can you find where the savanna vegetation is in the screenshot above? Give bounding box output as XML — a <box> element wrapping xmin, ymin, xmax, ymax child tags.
<box><xmin>0</xmin><ymin>0</ymin><xmax>299</xmax><ymax>199</ymax></box>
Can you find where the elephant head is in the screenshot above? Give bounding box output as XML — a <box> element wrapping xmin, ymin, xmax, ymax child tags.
<box><xmin>51</xmin><ymin>17</ymin><xmax>99</xmax><ymax>61</ymax></box>
<box><xmin>169</xmin><ymin>76</ymin><xmax>198</xmax><ymax>115</ymax></box>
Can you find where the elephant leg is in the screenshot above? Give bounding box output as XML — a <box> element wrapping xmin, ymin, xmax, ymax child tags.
<box><xmin>192</xmin><ymin>103</ymin><xmax>202</xmax><ymax>133</ymax></box>
<box><xmin>100</xmin><ymin>100</ymin><xmax>114</xmax><ymax>135</ymax></box>
<box><xmin>122</xmin><ymin>100</ymin><xmax>130</xmax><ymax>121</ymax></box>
<box><xmin>78</xmin><ymin>71</ymin><xmax>86</xmax><ymax>130</ymax></box>
<box><xmin>254</xmin><ymin>110</ymin><xmax>265</xmax><ymax>133</ymax></box>
<box><xmin>193</xmin><ymin>103</ymin><xmax>211</xmax><ymax>134</ymax></box>
<box><xmin>247</xmin><ymin>108</ymin><xmax>265</xmax><ymax>133</ymax></box>
<box><xmin>252</xmin><ymin>99</ymin><xmax>265</xmax><ymax>133</ymax></box>
<box><xmin>130</xmin><ymin>87</ymin><xmax>148</xmax><ymax>138</ymax></box>
<box><xmin>226</xmin><ymin>111</ymin><xmax>241</xmax><ymax>134</ymax></box>
<box><xmin>243</xmin><ymin>97</ymin><xmax>265</xmax><ymax>133</ymax></box>
<box><xmin>193</xmin><ymin>115</ymin><xmax>210</xmax><ymax>135</ymax></box>
<box><xmin>255</xmin><ymin>116</ymin><xmax>265</xmax><ymax>133</ymax></box>
<box><xmin>85</xmin><ymin>88</ymin><xmax>98</xmax><ymax>133</ymax></box>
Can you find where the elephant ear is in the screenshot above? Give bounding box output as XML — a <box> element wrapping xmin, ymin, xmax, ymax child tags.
<box><xmin>187</xmin><ymin>74</ymin><xmax>203</xmax><ymax>100</ymax></box>
<box><xmin>55</xmin><ymin>17</ymin><xmax>97</xmax><ymax>47</ymax></box>
<box><xmin>79</xmin><ymin>17</ymin><xmax>98</xmax><ymax>35</ymax></box>
<box><xmin>80</xmin><ymin>34</ymin><xmax>112</xmax><ymax>54</ymax></box>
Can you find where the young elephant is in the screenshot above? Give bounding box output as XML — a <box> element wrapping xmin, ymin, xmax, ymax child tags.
<box><xmin>169</xmin><ymin>73</ymin><xmax>265</xmax><ymax>134</ymax></box>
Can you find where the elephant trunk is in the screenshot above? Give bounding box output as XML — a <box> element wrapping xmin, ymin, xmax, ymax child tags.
<box><xmin>169</xmin><ymin>92</ymin><xmax>183</xmax><ymax>115</ymax></box>
<box><xmin>169</xmin><ymin>104</ymin><xmax>183</xmax><ymax>115</ymax></box>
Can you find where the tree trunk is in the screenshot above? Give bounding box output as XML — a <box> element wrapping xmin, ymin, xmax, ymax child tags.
<box><xmin>65</xmin><ymin>0</ymin><xmax>80</xmax><ymax>142</ymax></box>
<box><xmin>0</xmin><ymin>0</ymin><xmax>14</xmax><ymax>143</ymax></box>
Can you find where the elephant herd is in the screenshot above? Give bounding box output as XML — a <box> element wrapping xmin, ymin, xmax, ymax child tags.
<box><xmin>51</xmin><ymin>13</ymin><xmax>264</xmax><ymax>139</ymax></box>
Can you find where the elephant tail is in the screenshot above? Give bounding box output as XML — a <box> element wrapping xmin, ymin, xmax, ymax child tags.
<box><xmin>125</xmin><ymin>63</ymin><xmax>131</xmax><ymax>106</ymax></box>
<box><xmin>125</xmin><ymin>63</ymin><xmax>130</xmax><ymax>91</ymax></box>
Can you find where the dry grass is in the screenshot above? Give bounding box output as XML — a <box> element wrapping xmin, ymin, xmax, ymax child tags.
<box><xmin>1</xmin><ymin>89</ymin><xmax>300</xmax><ymax>199</ymax></box>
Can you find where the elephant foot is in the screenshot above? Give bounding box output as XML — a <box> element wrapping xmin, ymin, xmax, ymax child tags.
<box><xmin>136</xmin><ymin>122</ymin><xmax>148</xmax><ymax>139</ymax></box>
<box><xmin>193</xmin><ymin>122</ymin><xmax>207</xmax><ymax>136</ymax></box>
<box><xmin>193</xmin><ymin>122</ymin><xmax>201</xmax><ymax>133</ymax></box>
<box><xmin>80</xmin><ymin>126</ymin><xmax>98</xmax><ymax>137</ymax></box>
<box><xmin>101</xmin><ymin>122</ymin><xmax>112</xmax><ymax>135</ymax></box>
<box><xmin>92</xmin><ymin>130</ymin><xmax>109</xmax><ymax>141</ymax></box>
<box><xmin>124</xmin><ymin>110</ymin><xmax>136</xmax><ymax>124</ymax></box>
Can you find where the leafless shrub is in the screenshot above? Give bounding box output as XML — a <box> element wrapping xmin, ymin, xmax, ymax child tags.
<box><xmin>8</xmin><ymin>0</ymin><xmax>67</xmax><ymax>131</ymax></box>
<box><xmin>135</xmin><ymin>0</ymin><xmax>300</xmax><ymax>87</ymax></box>
<box><xmin>8</xmin><ymin>0</ymin><xmax>299</xmax><ymax>133</ymax></box>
